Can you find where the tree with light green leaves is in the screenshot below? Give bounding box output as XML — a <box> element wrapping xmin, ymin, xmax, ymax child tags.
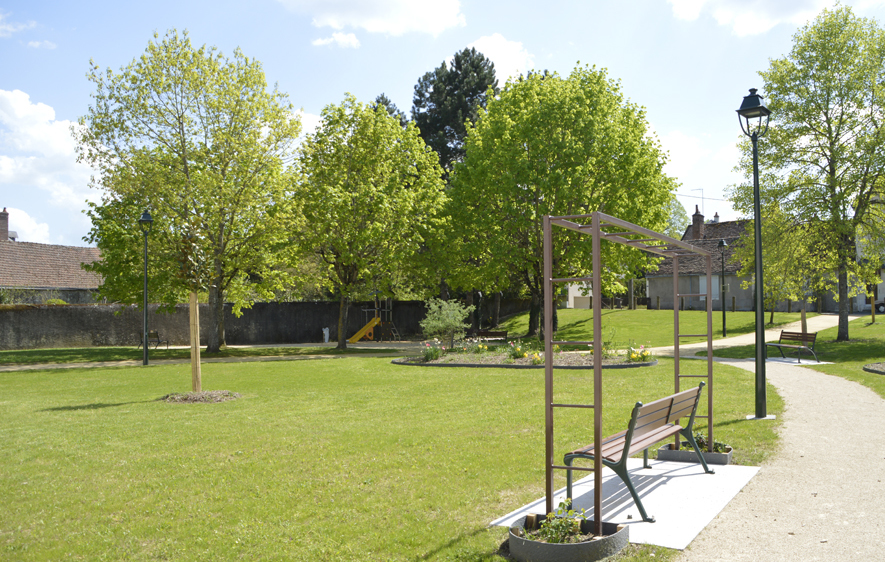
<box><xmin>449</xmin><ymin>65</ymin><xmax>677</xmax><ymax>336</ymax></box>
<box><xmin>664</xmin><ymin>196</ymin><xmax>690</xmax><ymax>239</ymax></box>
<box><xmin>296</xmin><ymin>94</ymin><xmax>446</xmax><ymax>349</ymax></box>
<box><xmin>76</xmin><ymin>30</ymin><xmax>301</xmax><ymax>352</ymax></box>
<box><xmin>730</xmin><ymin>5</ymin><xmax>885</xmax><ymax>341</ymax></box>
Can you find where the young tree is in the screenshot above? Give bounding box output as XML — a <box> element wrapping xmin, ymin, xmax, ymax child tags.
<box><xmin>664</xmin><ymin>196</ymin><xmax>690</xmax><ymax>239</ymax></box>
<box><xmin>449</xmin><ymin>66</ymin><xmax>676</xmax><ymax>336</ymax></box>
<box><xmin>76</xmin><ymin>30</ymin><xmax>301</xmax><ymax>352</ymax></box>
<box><xmin>296</xmin><ymin>94</ymin><xmax>446</xmax><ymax>349</ymax></box>
<box><xmin>731</xmin><ymin>5</ymin><xmax>885</xmax><ymax>340</ymax></box>
<box><xmin>411</xmin><ymin>47</ymin><xmax>498</xmax><ymax>173</ymax></box>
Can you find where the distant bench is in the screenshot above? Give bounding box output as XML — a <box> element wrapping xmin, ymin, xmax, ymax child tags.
<box><xmin>466</xmin><ymin>329</ymin><xmax>508</xmax><ymax>340</ymax></box>
<box><xmin>564</xmin><ymin>383</ymin><xmax>714</xmax><ymax>523</ymax></box>
<box><xmin>766</xmin><ymin>330</ymin><xmax>818</xmax><ymax>363</ymax></box>
<box><xmin>137</xmin><ymin>330</ymin><xmax>168</xmax><ymax>350</ymax></box>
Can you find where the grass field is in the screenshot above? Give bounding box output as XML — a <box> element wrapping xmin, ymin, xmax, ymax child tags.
<box><xmin>501</xmin><ymin>308</ymin><xmax>817</xmax><ymax>348</ymax></box>
<box><xmin>0</xmin><ymin>345</ymin><xmax>398</xmax><ymax>366</ymax></box>
<box><xmin>0</xmin><ymin>356</ymin><xmax>781</xmax><ymax>561</ymax></box>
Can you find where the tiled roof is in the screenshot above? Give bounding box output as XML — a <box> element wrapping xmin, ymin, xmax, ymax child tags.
<box><xmin>0</xmin><ymin>241</ymin><xmax>102</xmax><ymax>289</ymax></box>
<box><xmin>651</xmin><ymin>220</ymin><xmax>749</xmax><ymax>277</ymax></box>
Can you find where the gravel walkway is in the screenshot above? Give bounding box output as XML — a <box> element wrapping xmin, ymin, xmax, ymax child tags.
<box><xmin>673</xmin><ymin>314</ymin><xmax>885</xmax><ymax>561</ymax></box>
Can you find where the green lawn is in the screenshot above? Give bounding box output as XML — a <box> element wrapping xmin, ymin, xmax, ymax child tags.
<box><xmin>0</xmin><ymin>345</ymin><xmax>398</xmax><ymax>366</ymax></box>
<box><xmin>703</xmin><ymin>318</ymin><xmax>885</xmax><ymax>400</ymax></box>
<box><xmin>501</xmin><ymin>308</ymin><xmax>817</xmax><ymax>348</ymax></box>
<box><xmin>0</xmin><ymin>356</ymin><xmax>780</xmax><ymax>561</ymax></box>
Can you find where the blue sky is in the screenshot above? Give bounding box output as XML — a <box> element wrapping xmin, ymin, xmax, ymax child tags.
<box><xmin>2</xmin><ymin>0</ymin><xmax>884</xmax><ymax>246</ymax></box>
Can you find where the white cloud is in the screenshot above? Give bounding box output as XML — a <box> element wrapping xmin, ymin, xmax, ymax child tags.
<box><xmin>0</xmin><ymin>11</ymin><xmax>35</xmax><ymax>37</ymax></box>
<box><xmin>277</xmin><ymin>0</ymin><xmax>466</xmax><ymax>36</ymax></box>
<box><xmin>311</xmin><ymin>32</ymin><xmax>360</xmax><ymax>48</ymax></box>
<box><xmin>468</xmin><ymin>34</ymin><xmax>534</xmax><ymax>83</ymax></box>
<box><xmin>667</xmin><ymin>0</ymin><xmax>846</xmax><ymax>36</ymax></box>
<box><xmin>4</xmin><ymin>207</ymin><xmax>50</xmax><ymax>244</ymax></box>
<box><xmin>27</xmin><ymin>40</ymin><xmax>56</xmax><ymax>49</ymax></box>
<box><xmin>0</xmin><ymin>90</ymin><xmax>97</xmax><ymax>244</ymax></box>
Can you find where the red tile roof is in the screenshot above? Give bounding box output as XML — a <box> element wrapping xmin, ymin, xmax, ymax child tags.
<box><xmin>0</xmin><ymin>241</ymin><xmax>102</xmax><ymax>289</ymax></box>
<box><xmin>651</xmin><ymin>220</ymin><xmax>749</xmax><ymax>276</ymax></box>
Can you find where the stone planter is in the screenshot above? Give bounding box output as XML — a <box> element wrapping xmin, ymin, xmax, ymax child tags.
<box><xmin>508</xmin><ymin>515</ymin><xmax>628</xmax><ymax>562</ymax></box>
<box><xmin>657</xmin><ymin>442</ymin><xmax>733</xmax><ymax>465</ymax></box>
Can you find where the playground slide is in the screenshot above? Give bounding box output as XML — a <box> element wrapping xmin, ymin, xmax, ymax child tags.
<box><xmin>348</xmin><ymin>316</ymin><xmax>381</xmax><ymax>344</ymax></box>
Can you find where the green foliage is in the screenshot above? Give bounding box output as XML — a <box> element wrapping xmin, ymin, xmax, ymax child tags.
<box><xmin>76</xmin><ymin>29</ymin><xmax>301</xmax><ymax>351</ymax></box>
<box><xmin>372</xmin><ymin>93</ymin><xmax>408</xmax><ymax>128</ymax></box>
<box><xmin>419</xmin><ymin>297</ymin><xmax>475</xmax><ymax>347</ymax></box>
<box><xmin>664</xmin><ymin>196</ymin><xmax>690</xmax><ymax>239</ymax></box>
<box><xmin>507</xmin><ymin>341</ymin><xmax>529</xmax><ymax>360</ymax></box>
<box><xmin>43</xmin><ymin>298</ymin><xmax>67</xmax><ymax>305</ymax></box>
<box><xmin>692</xmin><ymin>432</ymin><xmax>731</xmax><ymax>454</ymax></box>
<box><xmin>421</xmin><ymin>342</ymin><xmax>445</xmax><ymax>362</ymax></box>
<box><xmin>532</xmin><ymin>501</ymin><xmax>587</xmax><ymax>544</ymax></box>
<box><xmin>448</xmin><ymin>65</ymin><xmax>676</xmax><ymax>334</ymax></box>
<box><xmin>730</xmin><ymin>5</ymin><xmax>885</xmax><ymax>340</ymax></box>
<box><xmin>411</xmin><ymin>47</ymin><xmax>498</xmax><ymax>173</ymax></box>
<box><xmin>296</xmin><ymin>94</ymin><xmax>446</xmax><ymax>348</ymax></box>
<box><xmin>626</xmin><ymin>345</ymin><xmax>652</xmax><ymax>363</ymax></box>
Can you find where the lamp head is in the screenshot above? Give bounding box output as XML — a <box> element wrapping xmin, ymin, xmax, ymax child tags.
<box><xmin>718</xmin><ymin>238</ymin><xmax>728</xmax><ymax>250</ymax></box>
<box><xmin>138</xmin><ymin>209</ymin><xmax>153</xmax><ymax>234</ymax></box>
<box><xmin>737</xmin><ymin>88</ymin><xmax>771</xmax><ymax>138</ymax></box>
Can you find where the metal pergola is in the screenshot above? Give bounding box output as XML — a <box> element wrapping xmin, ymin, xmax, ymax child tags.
<box><xmin>543</xmin><ymin>212</ymin><xmax>715</xmax><ymax>535</ymax></box>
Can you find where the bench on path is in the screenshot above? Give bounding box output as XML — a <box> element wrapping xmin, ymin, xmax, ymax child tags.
<box><xmin>465</xmin><ymin>329</ymin><xmax>508</xmax><ymax>339</ymax></box>
<box><xmin>766</xmin><ymin>330</ymin><xmax>818</xmax><ymax>363</ymax></box>
<box><xmin>564</xmin><ymin>383</ymin><xmax>714</xmax><ymax>523</ymax></box>
<box><xmin>137</xmin><ymin>330</ymin><xmax>169</xmax><ymax>350</ymax></box>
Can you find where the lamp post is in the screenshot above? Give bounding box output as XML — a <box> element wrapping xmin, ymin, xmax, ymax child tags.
<box><xmin>718</xmin><ymin>239</ymin><xmax>728</xmax><ymax>337</ymax></box>
<box><xmin>138</xmin><ymin>209</ymin><xmax>153</xmax><ymax>366</ymax></box>
<box><xmin>737</xmin><ymin>88</ymin><xmax>771</xmax><ymax>419</ymax></box>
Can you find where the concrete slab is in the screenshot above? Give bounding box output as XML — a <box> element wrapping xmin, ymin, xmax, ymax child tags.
<box><xmin>490</xmin><ymin>459</ymin><xmax>759</xmax><ymax>551</ymax></box>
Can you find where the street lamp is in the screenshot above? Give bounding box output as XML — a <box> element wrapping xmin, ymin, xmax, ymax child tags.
<box><xmin>737</xmin><ymin>88</ymin><xmax>771</xmax><ymax>419</ymax></box>
<box><xmin>718</xmin><ymin>239</ymin><xmax>728</xmax><ymax>337</ymax></box>
<box><xmin>138</xmin><ymin>209</ymin><xmax>153</xmax><ymax>366</ymax></box>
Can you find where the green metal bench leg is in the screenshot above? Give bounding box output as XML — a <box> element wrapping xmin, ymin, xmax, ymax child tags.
<box><xmin>681</xmin><ymin>429</ymin><xmax>715</xmax><ymax>474</ymax></box>
<box><xmin>613</xmin><ymin>462</ymin><xmax>655</xmax><ymax>523</ymax></box>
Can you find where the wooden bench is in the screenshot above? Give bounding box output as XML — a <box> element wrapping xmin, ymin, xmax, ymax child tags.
<box><xmin>766</xmin><ymin>330</ymin><xmax>818</xmax><ymax>363</ymax></box>
<box><xmin>465</xmin><ymin>329</ymin><xmax>508</xmax><ymax>339</ymax></box>
<box><xmin>137</xmin><ymin>330</ymin><xmax>168</xmax><ymax>350</ymax></box>
<box><xmin>564</xmin><ymin>383</ymin><xmax>714</xmax><ymax>523</ymax></box>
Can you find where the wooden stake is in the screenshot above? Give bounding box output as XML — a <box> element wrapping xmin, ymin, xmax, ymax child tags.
<box><xmin>189</xmin><ymin>291</ymin><xmax>202</xmax><ymax>393</ymax></box>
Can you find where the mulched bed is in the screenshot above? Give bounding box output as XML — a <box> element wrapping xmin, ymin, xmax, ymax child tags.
<box><xmin>394</xmin><ymin>351</ymin><xmax>656</xmax><ymax>369</ymax></box>
<box><xmin>862</xmin><ymin>362</ymin><xmax>885</xmax><ymax>375</ymax></box>
<box><xmin>161</xmin><ymin>390</ymin><xmax>241</xmax><ymax>403</ymax></box>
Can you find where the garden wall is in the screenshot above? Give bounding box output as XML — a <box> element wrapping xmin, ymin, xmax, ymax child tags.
<box><xmin>0</xmin><ymin>299</ymin><xmax>530</xmax><ymax>350</ymax></box>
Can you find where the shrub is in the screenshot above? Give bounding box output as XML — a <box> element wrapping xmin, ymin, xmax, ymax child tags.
<box><xmin>420</xmin><ymin>298</ymin><xmax>475</xmax><ymax>348</ymax></box>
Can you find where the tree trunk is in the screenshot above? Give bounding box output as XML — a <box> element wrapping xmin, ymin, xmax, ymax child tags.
<box><xmin>837</xmin><ymin>267</ymin><xmax>849</xmax><ymax>341</ymax></box>
<box><xmin>769</xmin><ymin>304</ymin><xmax>774</xmax><ymax>325</ymax></box>
<box><xmin>439</xmin><ymin>279</ymin><xmax>449</xmax><ymax>301</ymax></box>
<box><xmin>337</xmin><ymin>293</ymin><xmax>349</xmax><ymax>350</ymax></box>
<box><xmin>189</xmin><ymin>291</ymin><xmax>202</xmax><ymax>393</ymax></box>
<box><xmin>527</xmin><ymin>292</ymin><xmax>540</xmax><ymax>336</ymax></box>
<box><xmin>801</xmin><ymin>298</ymin><xmax>807</xmax><ymax>334</ymax></box>
<box><xmin>206</xmin><ymin>279</ymin><xmax>225</xmax><ymax>353</ymax></box>
<box><xmin>492</xmin><ymin>291</ymin><xmax>501</xmax><ymax>327</ymax></box>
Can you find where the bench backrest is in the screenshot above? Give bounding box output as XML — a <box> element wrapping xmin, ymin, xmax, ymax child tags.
<box><xmin>148</xmin><ymin>330</ymin><xmax>160</xmax><ymax>339</ymax></box>
<box><xmin>780</xmin><ymin>331</ymin><xmax>816</xmax><ymax>345</ymax></box>
<box><xmin>633</xmin><ymin>384</ymin><xmax>704</xmax><ymax>439</ymax></box>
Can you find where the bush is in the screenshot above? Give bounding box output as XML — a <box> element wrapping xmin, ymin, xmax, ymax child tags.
<box><xmin>419</xmin><ymin>298</ymin><xmax>475</xmax><ymax>348</ymax></box>
<box><xmin>44</xmin><ymin>298</ymin><xmax>68</xmax><ymax>305</ymax></box>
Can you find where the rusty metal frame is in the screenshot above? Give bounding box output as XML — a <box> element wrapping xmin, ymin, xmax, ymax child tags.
<box><xmin>543</xmin><ymin>212</ymin><xmax>714</xmax><ymax>535</ymax></box>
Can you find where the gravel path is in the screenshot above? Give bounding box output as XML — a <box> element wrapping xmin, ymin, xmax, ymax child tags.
<box><xmin>676</xmin><ymin>342</ymin><xmax>885</xmax><ymax>560</ymax></box>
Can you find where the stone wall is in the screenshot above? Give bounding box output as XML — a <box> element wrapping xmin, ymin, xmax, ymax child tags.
<box><xmin>0</xmin><ymin>299</ymin><xmax>530</xmax><ymax>350</ymax></box>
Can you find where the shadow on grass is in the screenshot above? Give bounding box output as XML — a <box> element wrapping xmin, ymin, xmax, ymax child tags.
<box><xmin>40</xmin><ymin>401</ymin><xmax>151</xmax><ymax>412</ymax></box>
<box><xmin>416</xmin><ymin>526</ymin><xmax>497</xmax><ymax>561</ymax></box>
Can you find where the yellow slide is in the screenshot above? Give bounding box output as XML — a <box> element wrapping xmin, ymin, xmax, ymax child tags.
<box><xmin>348</xmin><ymin>316</ymin><xmax>381</xmax><ymax>344</ymax></box>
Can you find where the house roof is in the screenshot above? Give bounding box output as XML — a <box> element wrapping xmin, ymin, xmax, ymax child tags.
<box><xmin>0</xmin><ymin>241</ymin><xmax>102</xmax><ymax>290</ymax></box>
<box><xmin>652</xmin><ymin>219</ymin><xmax>749</xmax><ymax>277</ymax></box>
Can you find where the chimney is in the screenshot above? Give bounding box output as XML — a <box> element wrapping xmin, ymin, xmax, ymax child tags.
<box><xmin>713</xmin><ymin>212</ymin><xmax>720</xmax><ymax>224</ymax></box>
<box><xmin>692</xmin><ymin>205</ymin><xmax>705</xmax><ymax>240</ymax></box>
<box><xmin>0</xmin><ymin>207</ymin><xmax>8</xmax><ymax>241</ymax></box>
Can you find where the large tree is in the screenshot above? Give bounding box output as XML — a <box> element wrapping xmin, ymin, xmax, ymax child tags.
<box><xmin>297</xmin><ymin>94</ymin><xmax>446</xmax><ymax>349</ymax></box>
<box><xmin>411</xmin><ymin>47</ymin><xmax>498</xmax><ymax>173</ymax></box>
<box><xmin>731</xmin><ymin>5</ymin><xmax>885</xmax><ymax>340</ymax></box>
<box><xmin>449</xmin><ymin>66</ymin><xmax>676</xmax><ymax>336</ymax></box>
<box><xmin>76</xmin><ymin>30</ymin><xmax>301</xmax><ymax>352</ymax></box>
